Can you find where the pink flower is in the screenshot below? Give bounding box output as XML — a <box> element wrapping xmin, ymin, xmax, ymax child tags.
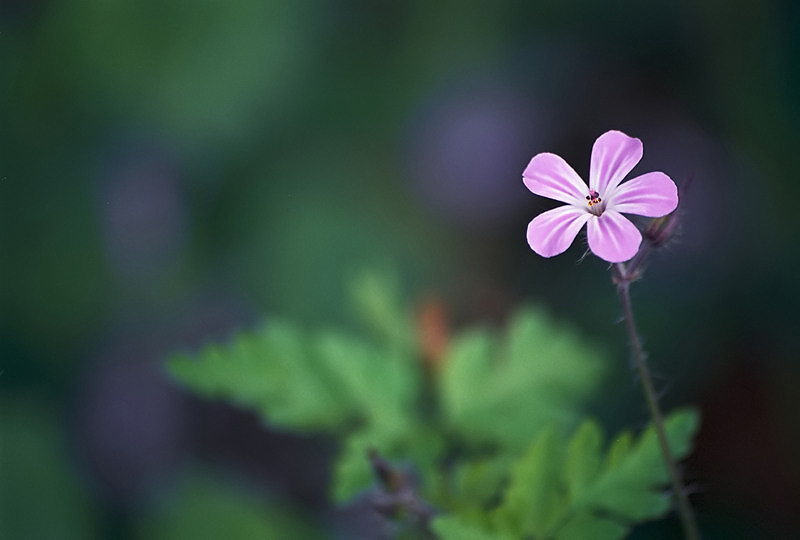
<box><xmin>523</xmin><ymin>130</ymin><xmax>678</xmax><ymax>263</ymax></box>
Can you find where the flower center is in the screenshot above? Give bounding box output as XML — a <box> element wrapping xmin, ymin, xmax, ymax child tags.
<box><xmin>585</xmin><ymin>190</ymin><xmax>605</xmax><ymax>216</ymax></box>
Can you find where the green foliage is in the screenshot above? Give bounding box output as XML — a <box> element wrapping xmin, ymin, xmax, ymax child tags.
<box><xmin>170</xmin><ymin>318</ymin><xmax>422</xmax><ymax>435</ymax></box>
<box><xmin>439</xmin><ymin>308</ymin><xmax>606</xmax><ymax>451</ymax></box>
<box><xmin>169</xmin><ymin>272</ymin><xmax>426</xmax><ymax>502</ymax></box>
<box><xmin>492</xmin><ymin>427</ymin><xmax>566</xmax><ymax>534</ymax></box>
<box><xmin>170</xmin><ymin>321</ymin><xmax>359</xmax><ymax>431</ymax></box>
<box><xmin>42</xmin><ymin>1</ymin><xmax>313</xmax><ymax>146</ymax></box>
<box><xmin>169</xmin><ymin>272</ymin><xmax>700</xmax><ymax>538</ymax></box>
<box><xmin>348</xmin><ymin>269</ymin><xmax>415</xmax><ymax>352</ymax></box>
<box><xmin>434</xmin><ymin>409</ymin><xmax>700</xmax><ymax>540</ymax></box>
<box><xmin>432</xmin><ymin>516</ymin><xmax>513</xmax><ymax>540</ymax></box>
<box><xmin>0</xmin><ymin>397</ymin><xmax>98</xmax><ymax>540</ymax></box>
<box><xmin>136</xmin><ymin>472</ymin><xmax>324</xmax><ymax>540</ymax></box>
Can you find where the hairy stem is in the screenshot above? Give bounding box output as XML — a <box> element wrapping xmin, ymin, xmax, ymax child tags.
<box><xmin>614</xmin><ymin>262</ymin><xmax>700</xmax><ymax>540</ymax></box>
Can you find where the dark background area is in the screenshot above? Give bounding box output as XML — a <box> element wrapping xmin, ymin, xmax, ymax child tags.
<box><xmin>2</xmin><ymin>0</ymin><xmax>799</xmax><ymax>538</ymax></box>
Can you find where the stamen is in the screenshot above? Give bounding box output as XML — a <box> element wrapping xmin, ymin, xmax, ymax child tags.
<box><xmin>585</xmin><ymin>190</ymin><xmax>605</xmax><ymax>216</ymax></box>
<box><xmin>586</xmin><ymin>190</ymin><xmax>602</xmax><ymax>206</ymax></box>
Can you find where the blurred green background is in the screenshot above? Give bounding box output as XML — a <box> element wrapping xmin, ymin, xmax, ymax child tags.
<box><xmin>2</xmin><ymin>0</ymin><xmax>799</xmax><ymax>538</ymax></box>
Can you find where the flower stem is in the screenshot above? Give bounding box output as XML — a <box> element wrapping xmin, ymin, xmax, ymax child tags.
<box><xmin>614</xmin><ymin>262</ymin><xmax>700</xmax><ymax>540</ymax></box>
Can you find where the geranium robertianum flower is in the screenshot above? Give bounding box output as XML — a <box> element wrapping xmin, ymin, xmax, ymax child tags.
<box><xmin>523</xmin><ymin>130</ymin><xmax>678</xmax><ymax>263</ymax></box>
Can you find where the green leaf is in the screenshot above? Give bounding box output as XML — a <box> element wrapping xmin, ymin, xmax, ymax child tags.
<box><xmin>583</xmin><ymin>408</ymin><xmax>701</xmax><ymax>521</ymax></box>
<box><xmin>556</xmin><ymin>409</ymin><xmax>700</xmax><ymax>537</ymax></box>
<box><xmin>440</xmin><ymin>308</ymin><xmax>606</xmax><ymax>450</ymax></box>
<box><xmin>432</xmin><ymin>516</ymin><xmax>511</xmax><ymax>540</ymax></box>
<box><xmin>168</xmin><ymin>314</ymin><xmax>422</xmax><ymax>439</ymax></box>
<box><xmin>564</xmin><ymin>420</ymin><xmax>603</xmax><ymax>502</ymax></box>
<box><xmin>557</xmin><ymin>409</ymin><xmax>699</xmax><ymax>538</ymax></box>
<box><xmin>314</xmin><ymin>331</ymin><xmax>416</xmax><ymax>429</ymax></box>
<box><xmin>448</xmin><ymin>409</ymin><xmax>700</xmax><ymax>540</ymax></box>
<box><xmin>331</xmin><ymin>428</ymin><xmax>392</xmax><ymax>503</ymax></box>
<box><xmin>554</xmin><ymin>512</ymin><xmax>627</xmax><ymax>540</ymax></box>
<box><xmin>603</xmin><ymin>431</ymin><xmax>634</xmax><ymax>472</ymax></box>
<box><xmin>347</xmin><ymin>269</ymin><xmax>414</xmax><ymax>352</ymax></box>
<box><xmin>451</xmin><ymin>455</ymin><xmax>514</xmax><ymax>510</ymax></box>
<box><xmin>168</xmin><ymin>321</ymin><xmax>358</xmax><ymax>432</ymax></box>
<box><xmin>491</xmin><ymin>427</ymin><xmax>566</xmax><ymax>537</ymax></box>
<box><xmin>331</xmin><ymin>424</ymin><xmax>445</xmax><ymax>503</ymax></box>
<box><xmin>438</xmin><ymin>328</ymin><xmax>494</xmax><ymax>429</ymax></box>
<box><xmin>169</xmin><ymin>305</ymin><xmax>428</xmax><ymax>504</ymax></box>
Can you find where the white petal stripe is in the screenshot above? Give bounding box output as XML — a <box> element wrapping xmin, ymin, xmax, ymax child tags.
<box><xmin>586</xmin><ymin>210</ymin><xmax>642</xmax><ymax>262</ymax></box>
<box><xmin>609</xmin><ymin>172</ymin><xmax>678</xmax><ymax>217</ymax></box>
<box><xmin>527</xmin><ymin>205</ymin><xmax>591</xmax><ymax>258</ymax></box>
<box><xmin>589</xmin><ymin>131</ymin><xmax>643</xmax><ymax>195</ymax></box>
<box><xmin>523</xmin><ymin>152</ymin><xmax>588</xmax><ymax>206</ymax></box>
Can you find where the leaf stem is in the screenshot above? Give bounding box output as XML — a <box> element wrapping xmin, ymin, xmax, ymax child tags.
<box><xmin>613</xmin><ymin>262</ymin><xmax>700</xmax><ymax>540</ymax></box>
<box><xmin>367</xmin><ymin>449</ymin><xmax>437</xmax><ymax>538</ymax></box>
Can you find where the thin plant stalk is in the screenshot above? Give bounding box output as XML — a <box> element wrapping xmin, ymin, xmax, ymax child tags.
<box><xmin>613</xmin><ymin>260</ymin><xmax>700</xmax><ymax>540</ymax></box>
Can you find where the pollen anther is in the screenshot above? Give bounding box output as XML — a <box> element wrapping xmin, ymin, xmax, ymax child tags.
<box><xmin>585</xmin><ymin>190</ymin><xmax>602</xmax><ymax>207</ymax></box>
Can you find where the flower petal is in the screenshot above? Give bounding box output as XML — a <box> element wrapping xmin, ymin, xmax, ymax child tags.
<box><xmin>609</xmin><ymin>171</ymin><xmax>678</xmax><ymax>217</ymax></box>
<box><xmin>586</xmin><ymin>210</ymin><xmax>642</xmax><ymax>262</ymax></box>
<box><xmin>589</xmin><ymin>130</ymin><xmax>643</xmax><ymax>196</ymax></box>
<box><xmin>527</xmin><ymin>205</ymin><xmax>591</xmax><ymax>258</ymax></box>
<box><xmin>523</xmin><ymin>152</ymin><xmax>587</xmax><ymax>205</ymax></box>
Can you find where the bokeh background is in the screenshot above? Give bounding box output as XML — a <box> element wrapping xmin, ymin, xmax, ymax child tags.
<box><xmin>2</xmin><ymin>0</ymin><xmax>799</xmax><ymax>538</ymax></box>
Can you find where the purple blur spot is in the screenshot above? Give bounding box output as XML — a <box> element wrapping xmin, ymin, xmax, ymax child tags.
<box><xmin>98</xmin><ymin>142</ymin><xmax>187</xmax><ymax>279</ymax></box>
<box><xmin>405</xmin><ymin>80</ymin><xmax>549</xmax><ymax>228</ymax></box>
